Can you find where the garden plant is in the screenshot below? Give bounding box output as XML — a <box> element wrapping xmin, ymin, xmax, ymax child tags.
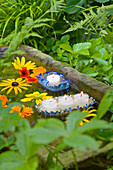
<box><xmin>0</xmin><ymin>0</ymin><xmax>113</xmax><ymax>169</ymax></box>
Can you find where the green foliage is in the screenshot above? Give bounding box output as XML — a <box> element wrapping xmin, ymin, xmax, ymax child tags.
<box><xmin>41</xmin><ymin>35</ymin><xmax>113</xmax><ymax>86</ymax></box>
<box><xmin>0</xmin><ymin>0</ymin><xmax>65</xmax><ymax>57</ymax></box>
<box><xmin>63</xmin><ymin>5</ymin><xmax>113</xmax><ymax>35</ymax></box>
<box><xmin>1</xmin><ymin>17</ymin><xmax>53</xmax><ymax>57</ymax></box>
<box><xmin>64</xmin><ymin>0</ymin><xmax>85</xmax><ymax>14</ymax></box>
<box><xmin>97</xmin><ymin>90</ymin><xmax>113</xmax><ymax>119</ymax></box>
<box><xmin>0</xmin><ymin>91</ymin><xmax>113</xmax><ymax>169</ymax></box>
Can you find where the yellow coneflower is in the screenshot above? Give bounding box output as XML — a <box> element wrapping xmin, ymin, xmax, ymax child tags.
<box><xmin>21</xmin><ymin>91</ymin><xmax>52</xmax><ymax>104</ymax></box>
<box><xmin>0</xmin><ymin>78</ymin><xmax>31</xmax><ymax>95</ymax></box>
<box><xmin>64</xmin><ymin>107</ymin><xmax>97</xmax><ymax>126</ymax></box>
<box><xmin>79</xmin><ymin>107</ymin><xmax>97</xmax><ymax>126</ymax></box>
<box><xmin>12</xmin><ymin>57</ymin><xmax>36</xmax><ymax>70</ymax></box>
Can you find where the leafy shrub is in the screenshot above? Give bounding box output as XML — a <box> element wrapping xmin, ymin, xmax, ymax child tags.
<box><xmin>39</xmin><ymin>34</ymin><xmax>113</xmax><ymax>86</ymax></box>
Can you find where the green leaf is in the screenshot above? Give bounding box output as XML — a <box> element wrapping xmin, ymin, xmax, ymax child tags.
<box><xmin>81</xmin><ymin>67</ymin><xmax>98</xmax><ymax>77</ymax></box>
<box><xmin>15</xmin><ymin>132</ymin><xmax>40</xmax><ymax>158</ymax></box>
<box><xmin>99</xmin><ymin>48</ymin><xmax>106</xmax><ymax>57</ymax></box>
<box><xmin>10</xmin><ymin>50</ymin><xmax>25</xmax><ymax>56</ymax></box>
<box><xmin>0</xmin><ymin>162</ymin><xmax>20</xmax><ymax>170</ymax></box>
<box><xmin>25</xmin><ymin>32</ymin><xmax>43</xmax><ymax>39</ymax></box>
<box><xmin>28</xmin><ymin>127</ymin><xmax>65</xmax><ymax>144</ymax></box>
<box><xmin>2</xmin><ymin>102</ymin><xmax>22</xmax><ymax>116</ymax></box>
<box><xmin>104</xmin><ymin>4</ymin><xmax>113</xmax><ymax>15</ymax></box>
<box><xmin>64</xmin><ymin>0</ymin><xmax>85</xmax><ymax>14</ymax></box>
<box><xmin>0</xmin><ymin>135</ymin><xmax>7</xmax><ymax>150</ymax></box>
<box><xmin>0</xmin><ymin>100</ymin><xmax>3</xmax><ymax>111</ymax></box>
<box><xmin>66</xmin><ymin>110</ymin><xmax>88</xmax><ymax>133</ymax></box>
<box><xmin>91</xmin><ymin>51</ymin><xmax>102</xmax><ymax>59</ymax></box>
<box><xmin>107</xmin><ymin>149</ymin><xmax>113</xmax><ymax>159</ymax></box>
<box><xmin>60</xmin><ymin>43</ymin><xmax>74</xmax><ymax>54</ymax></box>
<box><xmin>94</xmin><ymin>58</ymin><xmax>108</xmax><ymax>66</ymax></box>
<box><xmin>97</xmin><ymin>90</ymin><xmax>113</xmax><ymax>119</ymax></box>
<box><xmin>61</xmin><ymin>35</ymin><xmax>70</xmax><ymax>42</ymax></box>
<box><xmin>78</xmin><ymin>120</ymin><xmax>112</xmax><ymax>133</ymax></box>
<box><xmin>95</xmin><ymin>0</ymin><xmax>109</xmax><ymax>3</ymax></box>
<box><xmin>77</xmin><ymin>49</ymin><xmax>89</xmax><ymax>55</ymax></box>
<box><xmin>0</xmin><ymin>151</ymin><xmax>21</xmax><ymax>170</ymax></box>
<box><xmin>47</xmin><ymin>38</ymin><xmax>55</xmax><ymax>47</ymax></box>
<box><xmin>26</xmin><ymin>119</ymin><xmax>66</xmax><ymax>144</ymax></box>
<box><xmin>73</xmin><ymin>42</ymin><xmax>91</xmax><ymax>53</ymax></box>
<box><xmin>64</xmin><ymin>132</ymin><xmax>98</xmax><ymax>150</ymax></box>
<box><xmin>0</xmin><ymin>151</ymin><xmax>20</xmax><ymax>164</ymax></box>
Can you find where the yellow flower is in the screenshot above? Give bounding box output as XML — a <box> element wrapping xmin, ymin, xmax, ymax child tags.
<box><xmin>21</xmin><ymin>91</ymin><xmax>52</xmax><ymax>104</ymax></box>
<box><xmin>79</xmin><ymin>107</ymin><xmax>97</xmax><ymax>126</ymax></box>
<box><xmin>12</xmin><ymin>57</ymin><xmax>36</xmax><ymax>70</ymax></box>
<box><xmin>64</xmin><ymin>107</ymin><xmax>97</xmax><ymax>126</ymax></box>
<box><xmin>0</xmin><ymin>78</ymin><xmax>31</xmax><ymax>95</ymax></box>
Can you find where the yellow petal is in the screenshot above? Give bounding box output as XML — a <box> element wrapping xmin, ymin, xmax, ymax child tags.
<box><xmin>40</xmin><ymin>93</ymin><xmax>48</xmax><ymax>97</ymax></box>
<box><xmin>85</xmin><ymin>114</ymin><xmax>97</xmax><ymax>118</ymax></box>
<box><xmin>36</xmin><ymin>99</ymin><xmax>42</xmax><ymax>104</ymax></box>
<box><xmin>82</xmin><ymin>119</ymin><xmax>90</xmax><ymax>123</ymax></box>
<box><xmin>79</xmin><ymin>121</ymin><xmax>84</xmax><ymax>126</ymax></box>
<box><xmin>42</xmin><ymin>96</ymin><xmax>52</xmax><ymax>100</ymax></box>
<box><xmin>16</xmin><ymin>78</ymin><xmax>22</xmax><ymax>82</ymax></box>
<box><xmin>7</xmin><ymin>87</ymin><xmax>13</xmax><ymax>94</ymax></box>
<box><xmin>33</xmin><ymin>91</ymin><xmax>40</xmax><ymax>95</ymax></box>
<box><xmin>21</xmin><ymin>98</ymin><xmax>33</xmax><ymax>102</ymax></box>
<box><xmin>21</xmin><ymin>57</ymin><xmax>25</xmax><ymax>67</ymax></box>
<box><xmin>87</xmin><ymin>110</ymin><xmax>97</xmax><ymax>113</ymax></box>
<box><xmin>12</xmin><ymin>63</ymin><xmax>19</xmax><ymax>69</ymax></box>
<box><xmin>16</xmin><ymin>57</ymin><xmax>21</xmax><ymax>66</ymax></box>
<box><xmin>17</xmin><ymin>87</ymin><xmax>22</xmax><ymax>93</ymax></box>
<box><xmin>0</xmin><ymin>83</ymin><xmax>9</xmax><ymax>86</ymax></box>
<box><xmin>14</xmin><ymin>87</ymin><xmax>18</xmax><ymax>95</ymax></box>
<box><xmin>25</xmin><ymin>94</ymin><xmax>35</xmax><ymax>97</ymax></box>
<box><xmin>1</xmin><ymin>86</ymin><xmax>10</xmax><ymax>91</ymax></box>
<box><xmin>20</xmin><ymin>87</ymin><xmax>28</xmax><ymax>90</ymax></box>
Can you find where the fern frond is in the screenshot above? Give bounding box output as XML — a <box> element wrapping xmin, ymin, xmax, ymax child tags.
<box><xmin>4</xmin><ymin>16</ymin><xmax>53</xmax><ymax>57</ymax></box>
<box><xmin>63</xmin><ymin>5</ymin><xmax>111</xmax><ymax>34</ymax></box>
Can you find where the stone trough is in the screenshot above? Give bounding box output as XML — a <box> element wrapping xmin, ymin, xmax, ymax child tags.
<box><xmin>18</xmin><ymin>45</ymin><xmax>113</xmax><ymax>169</ymax></box>
<box><xmin>19</xmin><ymin>45</ymin><xmax>113</xmax><ymax>102</ymax></box>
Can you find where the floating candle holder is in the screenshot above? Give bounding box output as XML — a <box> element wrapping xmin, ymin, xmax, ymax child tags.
<box><xmin>35</xmin><ymin>93</ymin><xmax>95</xmax><ymax>117</ymax></box>
<box><xmin>36</xmin><ymin>71</ymin><xmax>69</xmax><ymax>91</ymax></box>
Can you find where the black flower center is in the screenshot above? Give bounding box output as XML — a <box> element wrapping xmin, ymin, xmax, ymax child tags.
<box><xmin>12</xmin><ymin>82</ymin><xmax>19</xmax><ymax>86</ymax></box>
<box><xmin>22</xmin><ymin>71</ymin><xmax>26</xmax><ymax>75</ymax></box>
